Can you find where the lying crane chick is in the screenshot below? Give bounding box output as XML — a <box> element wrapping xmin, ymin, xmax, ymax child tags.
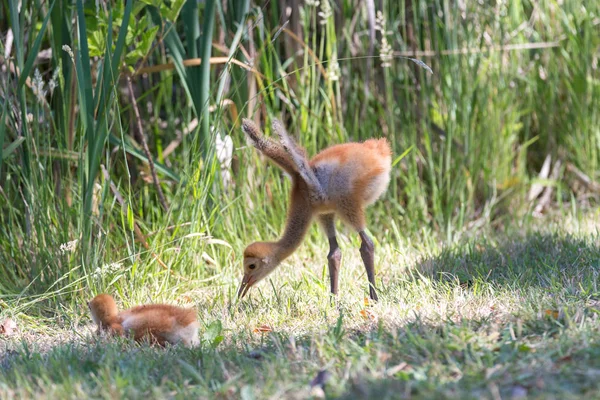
<box><xmin>238</xmin><ymin>119</ymin><xmax>392</xmax><ymax>301</ymax></box>
<box><xmin>88</xmin><ymin>294</ymin><xmax>200</xmax><ymax>347</ymax></box>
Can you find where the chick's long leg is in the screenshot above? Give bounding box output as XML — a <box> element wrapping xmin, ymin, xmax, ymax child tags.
<box><xmin>338</xmin><ymin>202</ymin><xmax>379</xmax><ymax>301</ymax></box>
<box><xmin>359</xmin><ymin>230</ymin><xmax>378</xmax><ymax>301</ymax></box>
<box><xmin>319</xmin><ymin>214</ymin><xmax>341</xmax><ymax>295</ymax></box>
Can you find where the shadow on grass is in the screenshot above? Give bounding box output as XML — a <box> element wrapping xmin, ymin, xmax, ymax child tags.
<box><xmin>330</xmin><ymin>232</ymin><xmax>600</xmax><ymax>399</ymax></box>
<box><xmin>3</xmin><ymin>309</ymin><xmax>600</xmax><ymax>398</ymax></box>
<box><xmin>413</xmin><ymin>232</ymin><xmax>600</xmax><ymax>292</ymax></box>
<box><xmin>336</xmin><ymin>316</ymin><xmax>600</xmax><ymax>399</ymax></box>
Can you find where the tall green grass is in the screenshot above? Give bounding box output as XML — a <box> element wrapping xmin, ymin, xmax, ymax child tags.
<box><xmin>0</xmin><ymin>0</ymin><xmax>598</xmax><ymax>308</ymax></box>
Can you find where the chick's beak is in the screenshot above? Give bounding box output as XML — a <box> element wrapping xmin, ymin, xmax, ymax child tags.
<box><xmin>237</xmin><ymin>273</ymin><xmax>256</xmax><ymax>299</ymax></box>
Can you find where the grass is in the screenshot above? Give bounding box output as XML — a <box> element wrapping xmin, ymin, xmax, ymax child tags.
<box><xmin>1</xmin><ymin>0</ymin><xmax>600</xmax><ymax>398</ymax></box>
<box><xmin>2</xmin><ymin>215</ymin><xmax>600</xmax><ymax>399</ymax></box>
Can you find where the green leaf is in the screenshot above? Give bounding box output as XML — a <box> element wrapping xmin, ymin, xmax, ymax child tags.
<box><xmin>138</xmin><ymin>25</ymin><xmax>159</xmax><ymax>57</ymax></box>
<box><xmin>126</xmin><ymin>203</ymin><xmax>134</xmax><ymax>232</ymax></box>
<box><xmin>18</xmin><ymin>0</ymin><xmax>56</xmax><ymax>89</ymax></box>
<box><xmin>147</xmin><ymin>8</ymin><xmax>193</xmax><ymax>108</ymax></box>
<box><xmin>93</xmin><ymin>0</ymin><xmax>133</xmax><ymax>131</ymax></box>
<box><xmin>108</xmin><ymin>134</ymin><xmax>180</xmax><ymax>182</ymax></box>
<box><xmin>392</xmin><ymin>145</ymin><xmax>414</xmax><ymax>167</ymax></box>
<box><xmin>88</xmin><ymin>30</ymin><xmax>106</xmax><ymax>57</ymax></box>
<box><xmin>211</xmin><ymin>335</ymin><xmax>224</xmax><ymax>348</ymax></box>
<box><xmin>198</xmin><ymin>0</ymin><xmax>217</xmax><ymax>156</ymax></box>
<box><xmin>0</xmin><ymin>101</ymin><xmax>7</xmax><ymax>174</ymax></box>
<box><xmin>125</xmin><ymin>50</ymin><xmax>145</xmax><ymax>66</ymax></box>
<box><xmin>2</xmin><ymin>137</ymin><xmax>26</xmax><ymax>160</ymax></box>
<box><xmin>8</xmin><ymin>0</ymin><xmax>23</xmax><ymax>67</ymax></box>
<box><xmin>163</xmin><ymin>0</ymin><xmax>186</xmax><ymax>21</ymax></box>
<box><xmin>132</xmin><ymin>1</ymin><xmax>149</xmax><ymax>16</ymax></box>
<box><xmin>177</xmin><ymin>360</ymin><xmax>205</xmax><ymax>384</ymax></box>
<box><xmin>215</xmin><ymin>1</ymin><xmax>249</xmax><ymax>104</ymax></box>
<box><xmin>75</xmin><ymin>0</ymin><xmax>94</xmax><ymax>136</ymax></box>
<box><xmin>125</xmin><ymin>24</ymin><xmax>136</xmax><ymax>47</ymax></box>
<box><xmin>203</xmin><ymin>320</ymin><xmax>223</xmax><ymax>348</ymax></box>
<box><xmin>518</xmin><ymin>344</ymin><xmax>533</xmax><ymax>353</ymax></box>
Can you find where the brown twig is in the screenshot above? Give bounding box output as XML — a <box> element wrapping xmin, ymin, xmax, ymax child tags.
<box><xmin>126</xmin><ymin>75</ymin><xmax>169</xmax><ymax>212</ymax></box>
<box><xmin>282</xmin><ymin>28</ymin><xmax>328</xmax><ymax>77</ymax></box>
<box><xmin>132</xmin><ymin>56</ymin><xmax>265</xmax><ymax>80</ymax></box>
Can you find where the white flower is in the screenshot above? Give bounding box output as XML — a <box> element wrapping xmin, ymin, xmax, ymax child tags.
<box><xmin>215</xmin><ymin>130</ymin><xmax>234</xmax><ymax>189</ymax></box>
<box><xmin>328</xmin><ymin>59</ymin><xmax>340</xmax><ymax>81</ymax></box>
<box><xmin>376</xmin><ymin>10</ymin><xmax>393</xmax><ymax>68</ymax></box>
<box><xmin>31</xmin><ymin>68</ymin><xmax>47</xmax><ymax>103</ymax></box>
<box><xmin>92</xmin><ymin>262</ymin><xmax>123</xmax><ymax>278</ymax></box>
<box><xmin>380</xmin><ymin>36</ymin><xmax>393</xmax><ymax>68</ymax></box>
<box><xmin>375</xmin><ymin>10</ymin><xmax>386</xmax><ymax>32</ymax></box>
<box><xmin>48</xmin><ymin>68</ymin><xmax>60</xmax><ymax>95</ymax></box>
<box><xmin>305</xmin><ymin>0</ymin><xmax>320</xmax><ymax>6</ymax></box>
<box><xmin>59</xmin><ymin>239</ymin><xmax>78</xmax><ymax>254</ymax></box>
<box><xmin>62</xmin><ymin>45</ymin><xmax>74</xmax><ymax>63</ymax></box>
<box><xmin>318</xmin><ymin>0</ymin><xmax>332</xmax><ymax>25</ymax></box>
<box><xmin>216</xmin><ymin>132</ymin><xmax>233</xmax><ymax>169</ymax></box>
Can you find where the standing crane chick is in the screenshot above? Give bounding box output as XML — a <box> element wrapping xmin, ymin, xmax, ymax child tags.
<box><xmin>88</xmin><ymin>294</ymin><xmax>200</xmax><ymax>347</ymax></box>
<box><xmin>238</xmin><ymin>119</ymin><xmax>392</xmax><ymax>301</ymax></box>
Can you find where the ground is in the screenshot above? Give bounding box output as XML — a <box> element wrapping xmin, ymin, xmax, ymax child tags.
<box><xmin>1</xmin><ymin>214</ymin><xmax>600</xmax><ymax>399</ymax></box>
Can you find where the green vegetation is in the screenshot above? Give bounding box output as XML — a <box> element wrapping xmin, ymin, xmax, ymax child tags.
<box><xmin>0</xmin><ymin>0</ymin><xmax>599</xmax><ymax>398</ymax></box>
<box><xmin>3</xmin><ymin>228</ymin><xmax>600</xmax><ymax>398</ymax></box>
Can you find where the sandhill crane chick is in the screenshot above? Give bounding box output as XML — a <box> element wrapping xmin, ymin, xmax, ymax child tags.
<box><xmin>88</xmin><ymin>294</ymin><xmax>200</xmax><ymax>347</ymax></box>
<box><xmin>238</xmin><ymin>119</ymin><xmax>391</xmax><ymax>301</ymax></box>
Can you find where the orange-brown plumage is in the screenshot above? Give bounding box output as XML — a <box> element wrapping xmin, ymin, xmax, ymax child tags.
<box><xmin>88</xmin><ymin>294</ymin><xmax>200</xmax><ymax>347</ymax></box>
<box><xmin>88</xmin><ymin>293</ymin><xmax>124</xmax><ymax>336</ymax></box>
<box><xmin>239</xmin><ymin>119</ymin><xmax>392</xmax><ymax>301</ymax></box>
<box><xmin>309</xmin><ymin>138</ymin><xmax>392</xmax><ymax>216</ymax></box>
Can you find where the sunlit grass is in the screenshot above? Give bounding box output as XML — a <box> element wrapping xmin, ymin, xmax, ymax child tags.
<box><xmin>2</xmin><ymin>215</ymin><xmax>600</xmax><ymax>398</ymax></box>
<box><xmin>1</xmin><ymin>0</ymin><xmax>600</xmax><ymax>398</ymax></box>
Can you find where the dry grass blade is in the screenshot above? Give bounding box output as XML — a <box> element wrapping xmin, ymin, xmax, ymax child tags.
<box><xmin>566</xmin><ymin>163</ymin><xmax>600</xmax><ymax>193</ymax></box>
<box><xmin>394</xmin><ymin>41</ymin><xmax>561</xmax><ymax>57</ymax></box>
<box><xmin>282</xmin><ymin>28</ymin><xmax>328</xmax><ymax>77</ymax></box>
<box><xmin>533</xmin><ymin>167</ymin><xmax>558</xmax><ymax>216</ymax></box>
<box><xmin>529</xmin><ymin>154</ymin><xmax>552</xmax><ymax>201</ymax></box>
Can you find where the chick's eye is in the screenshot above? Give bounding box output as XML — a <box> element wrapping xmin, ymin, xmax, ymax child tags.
<box><xmin>248</xmin><ymin>264</ymin><xmax>256</xmax><ymax>270</ymax></box>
